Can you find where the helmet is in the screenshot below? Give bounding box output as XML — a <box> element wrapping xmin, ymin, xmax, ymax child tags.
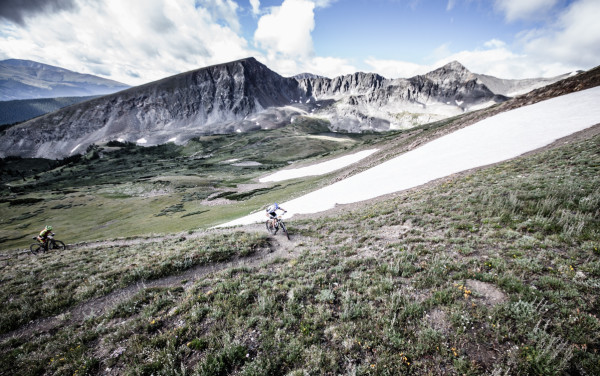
<box><xmin>45</xmin><ymin>225</ymin><xmax>52</xmax><ymax>231</ymax></box>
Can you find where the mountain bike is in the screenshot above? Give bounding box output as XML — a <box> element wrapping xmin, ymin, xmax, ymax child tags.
<box><xmin>266</xmin><ymin>215</ymin><xmax>290</xmax><ymax>240</ymax></box>
<box><xmin>30</xmin><ymin>233</ymin><xmax>66</xmax><ymax>255</ymax></box>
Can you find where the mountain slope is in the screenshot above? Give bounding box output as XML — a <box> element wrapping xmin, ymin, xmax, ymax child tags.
<box><xmin>0</xmin><ymin>57</ymin><xmax>304</xmax><ymax>159</ymax></box>
<box><xmin>0</xmin><ymin>59</ymin><xmax>574</xmax><ymax>159</ymax></box>
<box><xmin>0</xmin><ymin>96</ymin><xmax>98</xmax><ymax>126</ymax></box>
<box><xmin>474</xmin><ymin>71</ymin><xmax>579</xmax><ymax>97</ymax></box>
<box><xmin>0</xmin><ymin>59</ymin><xmax>129</xmax><ymax>100</ymax></box>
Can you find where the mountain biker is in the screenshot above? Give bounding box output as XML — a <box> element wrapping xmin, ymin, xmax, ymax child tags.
<box><xmin>37</xmin><ymin>225</ymin><xmax>53</xmax><ymax>246</ymax></box>
<box><xmin>266</xmin><ymin>203</ymin><xmax>287</xmax><ymax>229</ymax></box>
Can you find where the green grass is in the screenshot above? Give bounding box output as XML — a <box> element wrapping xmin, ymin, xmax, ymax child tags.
<box><xmin>0</xmin><ymin>232</ymin><xmax>268</xmax><ymax>335</ymax></box>
<box><xmin>0</xmin><ymin>120</ymin><xmax>599</xmax><ymax>374</ymax></box>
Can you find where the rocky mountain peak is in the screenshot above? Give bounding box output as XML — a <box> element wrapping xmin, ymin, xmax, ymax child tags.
<box><xmin>442</xmin><ymin>60</ymin><xmax>470</xmax><ymax>72</ymax></box>
<box><xmin>293</xmin><ymin>72</ymin><xmax>328</xmax><ymax>80</ymax></box>
<box><xmin>425</xmin><ymin>61</ymin><xmax>473</xmax><ymax>82</ymax></box>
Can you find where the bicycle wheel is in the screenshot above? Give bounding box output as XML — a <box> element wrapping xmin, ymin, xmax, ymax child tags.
<box><xmin>49</xmin><ymin>240</ymin><xmax>66</xmax><ymax>251</ymax></box>
<box><xmin>30</xmin><ymin>243</ymin><xmax>42</xmax><ymax>255</ymax></box>
<box><xmin>266</xmin><ymin>220</ymin><xmax>276</xmax><ymax>234</ymax></box>
<box><xmin>280</xmin><ymin>221</ymin><xmax>290</xmax><ymax>240</ymax></box>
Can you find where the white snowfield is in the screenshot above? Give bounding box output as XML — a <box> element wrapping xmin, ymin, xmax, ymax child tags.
<box><xmin>259</xmin><ymin>149</ymin><xmax>378</xmax><ymax>182</ymax></box>
<box><xmin>218</xmin><ymin>87</ymin><xmax>600</xmax><ymax>228</ymax></box>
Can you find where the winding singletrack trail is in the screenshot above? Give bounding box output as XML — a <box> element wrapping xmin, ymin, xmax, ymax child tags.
<box><xmin>0</xmin><ymin>224</ymin><xmax>304</xmax><ymax>342</ymax></box>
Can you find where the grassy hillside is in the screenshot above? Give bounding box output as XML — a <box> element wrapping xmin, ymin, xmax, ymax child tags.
<box><xmin>0</xmin><ymin>117</ymin><xmax>598</xmax><ymax>375</ymax></box>
<box><xmin>0</xmin><ymin>118</ymin><xmax>383</xmax><ymax>250</ymax></box>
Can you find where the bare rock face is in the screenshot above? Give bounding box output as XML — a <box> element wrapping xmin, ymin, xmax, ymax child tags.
<box><xmin>297</xmin><ymin>61</ymin><xmax>507</xmax><ymax>131</ymax></box>
<box><xmin>0</xmin><ymin>58</ymin><xmax>304</xmax><ymax>158</ymax></box>
<box><xmin>0</xmin><ymin>59</ymin><xmax>570</xmax><ymax>159</ymax></box>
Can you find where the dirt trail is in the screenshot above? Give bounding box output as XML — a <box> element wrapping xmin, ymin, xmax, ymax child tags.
<box><xmin>0</xmin><ymin>224</ymin><xmax>303</xmax><ymax>343</ymax></box>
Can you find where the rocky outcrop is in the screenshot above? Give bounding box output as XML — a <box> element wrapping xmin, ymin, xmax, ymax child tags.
<box><xmin>0</xmin><ymin>59</ymin><xmax>570</xmax><ymax>159</ymax></box>
<box><xmin>297</xmin><ymin>61</ymin><xmax>506</xmax><ymax>131</ymax></box>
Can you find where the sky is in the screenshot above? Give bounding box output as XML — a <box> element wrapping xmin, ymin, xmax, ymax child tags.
<box><xmin>0</xmin><ymin>0</ymin><xmax>598</xmax><ymax>86</ymax></box>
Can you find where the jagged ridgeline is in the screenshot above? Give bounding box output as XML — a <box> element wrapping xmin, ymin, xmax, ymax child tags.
<box><xmin>0</xmin><ymin>57</ymin><xmax>570</xmax><ymax>159</ymax></box>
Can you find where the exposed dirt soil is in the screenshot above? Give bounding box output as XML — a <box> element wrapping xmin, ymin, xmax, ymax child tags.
<box><xmin>466</xmin><ymin>279</ymin><xmax>508</xmax><ymax>306</ymax></box>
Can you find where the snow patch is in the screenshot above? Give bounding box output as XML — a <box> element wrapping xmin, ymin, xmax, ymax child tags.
<box><xmin>137</xmin><ymin>138</ymin><xmax>147</xmax><ymax>144</ymax></box>
<box><xmin>168</xmin><ymin>137</ymin><xmax>177</xmax><ymax>142</ymax></box>
<box><xmin>260</xmin><ymin>149</ymin><xmax>378</xmax><ymax>182</ymax></box>
<box><xmin>236</xmin><ymin>129</ymin><xmax>242</xmax><ymax>133</ymax></box>
<box><xmin>218</xmin><ymin>86</ymin><xmax>600</xmax><ymax>227</ymax></box>
<box><xmin>70</xmin><ymin>144</ymin><xmax>81</xmax><ymax>154</ymax></box>
<box><xmin>232</xmin><ymin>161</ymin><xmax>262</xmax><ymax>167</ymax></box>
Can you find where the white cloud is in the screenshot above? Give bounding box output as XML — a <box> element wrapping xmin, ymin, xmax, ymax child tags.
<box><xmin>429</xmin><ymin>43</ymin><xmax>452</xmax><ymax>61</ymax></box>
<box><xmin>494</xmin><ymin>0</ymin><xmax>559</xmax><ymax>22</ymax></box>
<box><xmin>2</xmin><ymin>0</ymin><xmax>593</xmax><ymax>88</ymax></box>
<box><xmin>302</xmin><ymin>56</ymin><xmax>356</xmax><ymax>78</ymax></box>
<box><xmin>483</xmin><ymin>39</ymin><xmax>506</xmax><ymax>48</ymax></box>
<box><xmin>0</xmin><ymin>0</ymin><xmax>252</xmax><ymax>85</ymax></box>
<box><xmin>249</xmin><ymin>0</ymin><xmax>260</xmax><ymax>15</ymax></box>
<box><xmin>520</xmin><ymin>0</ymin><xmax>600</xmax><ymax>70</ymax></box>
<box><xmin>436</xmin><ymin>46</ymin><xmax>535</xmax><ymax>78</ymax></box>
<box><xmin>256</xmin><ymin>55</ymin><xmax>355</xmax><ymax>79</ymax></box>
<box><xmin>364</xmin><ymin>58</ymin><xmax>430</xmax><ymax>79</ymax></box>
<box><xmin>363</xmin><ymin>0</ymin><xmax>600</xmax><ymax>80</ymax></box>
<box><xmin>251</xmin><ymin>0</ymin><xmax>356</xmax><ymax>78</ymax></box>
<box><xmin>199</xmin><ymin>0</ymin><xmax>241</xmax><ymax>33</ymax></box>
<box><xmin>363</xmin><ymin>40</ymin><xmax>563</xmax><ymax>80</ymax></box>
<box><xmin>254</xmin><ymin>0</ymin><xmax>315</xmax><ymax>58</ymax></box>
<box><xmin>314</xmin><ymin>0</ymin><xmax>338</xmax><ymax>8</ymax></box>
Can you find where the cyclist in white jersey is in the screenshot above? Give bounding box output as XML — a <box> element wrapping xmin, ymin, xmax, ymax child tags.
<box><xmin>266</xmin><ymin>203</ymin><xmax>287</xmax><ymax>228</ymax></box>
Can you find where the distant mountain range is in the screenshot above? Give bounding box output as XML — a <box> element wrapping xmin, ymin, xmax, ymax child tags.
<box><xmin>0</xmin><ymin>57</ymin><xmax>575</xmax><ymax>159</ymax></box>
<box><xmin>0</xmin><ymin>96</ymin><xmax>98</xmax><ymax>126</ymax></box>
<box><xmin>0</xmin><ymin>59</ymin><xmax>129</xmax><ymax>101</ymax></box>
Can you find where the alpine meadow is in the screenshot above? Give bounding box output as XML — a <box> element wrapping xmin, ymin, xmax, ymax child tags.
<box><xmin>0</xmin><ymin>52</ymin><xmax>599</xmax><ymax>376</ymax></box>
